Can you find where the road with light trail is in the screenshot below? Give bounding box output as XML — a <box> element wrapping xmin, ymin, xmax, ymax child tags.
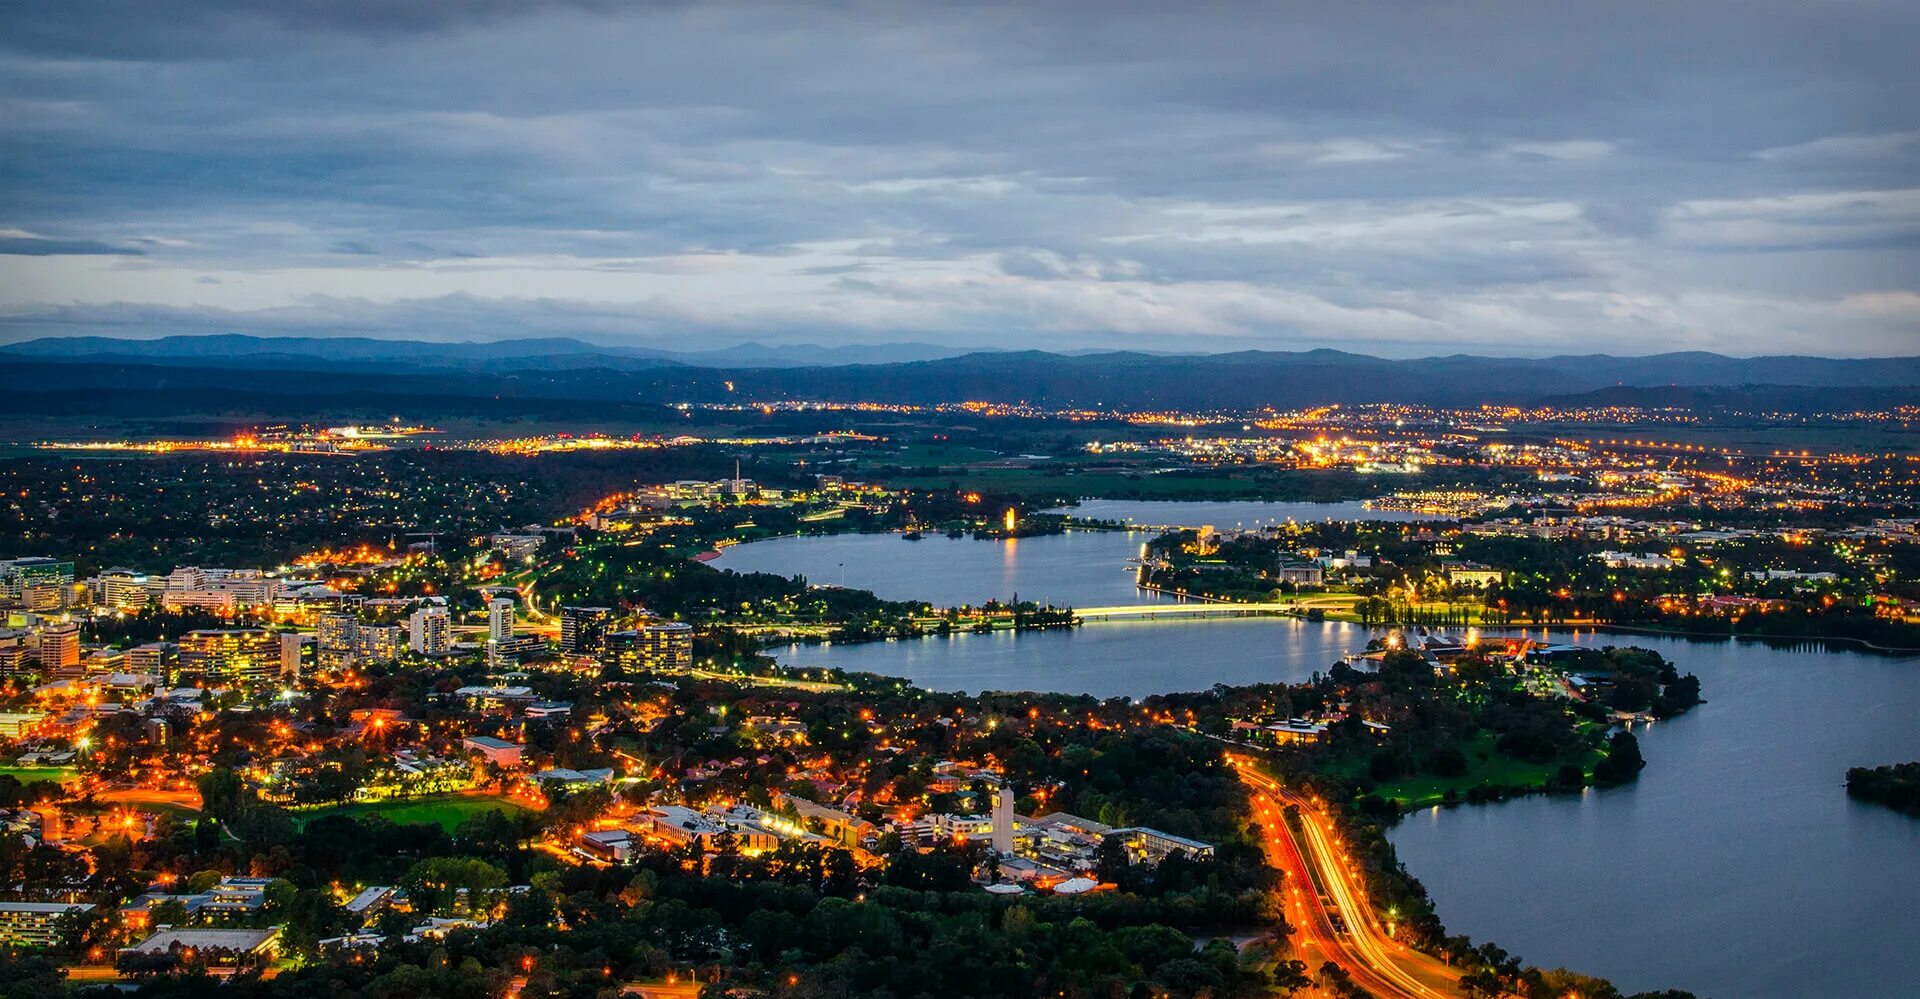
<box><xmin>1233</xmin><ymin>757</ymin><xmax>1462</xmax><ymax>999</ymax></box>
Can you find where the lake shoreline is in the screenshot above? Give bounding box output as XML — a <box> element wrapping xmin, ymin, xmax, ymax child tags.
<box><xmin>1489</xmin><ymin>621</ymin><xmax>1920</xmax><ymax>657</ymax></box>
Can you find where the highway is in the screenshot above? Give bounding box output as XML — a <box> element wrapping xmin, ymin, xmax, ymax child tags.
<box><xmin>1232</xmin><ymin>758</ymin><xmax>1462</xmax><ymax>999</ymax></box>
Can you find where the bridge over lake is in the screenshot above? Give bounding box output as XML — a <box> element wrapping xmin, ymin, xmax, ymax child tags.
<box><xmin>1075</xmin><ymin>602</ymin><xmax>1299</xmax><ymax>622</ymax></box>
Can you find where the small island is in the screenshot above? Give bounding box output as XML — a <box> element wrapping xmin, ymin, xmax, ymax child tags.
<box><xmin>1845</xmin><ymin>762</ymin><xmax>1920</xmax><ymax>816</ymax></box>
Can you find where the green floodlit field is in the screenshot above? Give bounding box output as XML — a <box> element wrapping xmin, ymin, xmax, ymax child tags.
<box><xmin>0</xmin><ymin>766</ymin><xmax>78</xmax><ymax>784</ymax></box>
<box><xmin>292</xmin><ymin>794</ymin><xmax>532</xmax><ymax>832</ymax></box>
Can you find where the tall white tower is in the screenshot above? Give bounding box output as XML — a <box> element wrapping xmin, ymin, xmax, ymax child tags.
<box><xmin>410</xmin><ymin>604</ymin><xmax>451</xmax><ymax>656</ymax></box>
<box><xmin>991</xmin><ymin>784</ymin><xmax>1015</xmax><ymax>855</ymax></box>
<box><xmin>488</xmin><ymin>597</ymin><xmax>515</xmax><ymax>642</ymax></box>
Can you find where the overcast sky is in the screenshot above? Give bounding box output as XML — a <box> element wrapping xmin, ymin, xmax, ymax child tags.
<box><xmin>1</xmin><ymin>1</ymin><xmax>1916</xmax><ymax>356</ymax></box>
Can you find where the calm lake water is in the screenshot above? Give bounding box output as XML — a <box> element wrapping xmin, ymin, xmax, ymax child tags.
<box><xmin>715</xmin><ymin>500</ymin><xmax>1444</xmax><ymax>609</ymax></box>
<box><xmin>715</xmin><ymin>528</ymin><xmax>1167</xmax><ymax>608</ymax></box>
<box><xmin>1390</xmin><ymin>629</ymin><xmax>1920</xmax><ymax>999</ymax></box>
<box><xmin>713</xmin><ymin>502</ymin><xmax>1920</xmax><ymax>998</ymax></box>
<box><xmin>768</xmin><ymin>618</ymin><xmax>1373</xmax><ymax>698</ymax></box>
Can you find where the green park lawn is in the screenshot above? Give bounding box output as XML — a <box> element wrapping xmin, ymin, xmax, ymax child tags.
<box><xmin>882</xmin><ymin>444</ymin><xmax>1007</xmax><ymax>466</ymax></box>
<box><xmin>292</xmin><ymin>794</ymin><xmax>531</xmax><ymax>832</ymax></box>
<box><xmin>0</xmin><ymin>765</ymin><xmax>78</xmax><ymax>784</ymax></box>
<box><xmin>1323</xmin><ymin>732</ymin><xmax>1600</xmax><ymax>809</ymax></box>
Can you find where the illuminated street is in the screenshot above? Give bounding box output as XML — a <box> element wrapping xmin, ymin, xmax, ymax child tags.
<box><xmin>1236</xmin><ymin>759</ymin><xmax>1463</xmax><ymax>998</ymax></box>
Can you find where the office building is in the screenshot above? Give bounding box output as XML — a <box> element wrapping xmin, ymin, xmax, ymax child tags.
<box><xmin>126</xmin><ymin>642</ymin><xmax>177</xmax><ymax>679</ymax></box>
<box><xmin>486</xmin><ymin>634</ymin><xmax>544</xmax><ymax>669</ymax></box>
<box><xmin>559</xmin><ymin>605</ymin><xmax>612</xmax><ymax>657</ymax></box>
<box><xmin>37</xmin><ymin>621</ymin><xmax>80</xmax><ymax>674</ymax></box>
<box><xmin>489</xmin><ymin>534</ymin><xmax>545</xmax><ymax>559</ymax></box>
<box><xmin>83</xmin><ymin>648</ymin><xmax>126</xmax><ymax>673</ymax></box>
<box><xmin>159</xmin><ymin>567</ymin><xmax>282</xmax><ymax>613</ymax></box>
<box><xmin>605</xmin><ymin>620</ymin><xmax>694</xmax><ymax>672</ymax></box>
<box><xmin>0</xmin><ymin>630</ymin><xmax>28</xmax><ymax>678</ymax></box>
<box><xmin>0</xmin><ymin>901</ymin><xmax>92</xmax><ymax>948</ymax></box>
<box><xmin>98</xmin><ymin>568</ymin><xmax>151</xmax><ymax>610</ymax></box>
<box><xmin>0</xmin><ymin>711</ymin><xmax>47</xmax><ymax>740</ymax></box>
<box><xmin>20</xmin><ymin>581</ymin><xmax>65</xmax><ymax>612</ymax></box>
<box><xmin>0</xmin><ymin>557</ymin><xmax>75</xmax><ymax>599</ymax></box>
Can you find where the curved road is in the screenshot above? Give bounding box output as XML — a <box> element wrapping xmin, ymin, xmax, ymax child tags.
<box><xmin>1233</xmin><ymin>758</ymin><xmax>1462</xmax><ymax>998</ymax></box>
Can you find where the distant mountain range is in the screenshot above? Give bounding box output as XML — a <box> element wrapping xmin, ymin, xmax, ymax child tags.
<box><xmin>0</xmin><ymin>334</ymin><xmax>978</xmax><ymax>370</ymax></box>
<box><xmin>2</xmin><ymin>335</ymin><xmax>1917</xmax><ymax>413</ymax></box>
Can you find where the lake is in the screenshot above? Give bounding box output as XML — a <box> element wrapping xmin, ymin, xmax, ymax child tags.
<box><xmin>712</xmin><ymin>501</ymin><xmax>1920</xmax><ymax>998</ymax></box>
<box><xmin>715</xmin><ymin>528</ymin><xmax>1168</xmax><ymax>608</ymax></box>
<box><xmin>714</xmin><ymin>499</ymin><xmax>1444</xmax><ymax>609</ymax></box>
<box><xmin>767</xmin><ymin>618</ymin><xmax>1373</xmax><ymax>698</ymax></box>
<box><xmin>1389</xmin><ymin>629</ymin><xmax>1920</xmax><ymax>999</ymax></box>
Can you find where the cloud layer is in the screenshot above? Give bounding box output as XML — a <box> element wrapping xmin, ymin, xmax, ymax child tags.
<box><xmin>2</xmin><ymin>1</ymin><xmax>1916</xmax><ymax>356</ymax></box>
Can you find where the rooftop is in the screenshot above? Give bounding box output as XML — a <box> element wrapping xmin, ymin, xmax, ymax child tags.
<box><xmin>128</xmin><ymin>927</ymin><xmax>278</xmax><ymax>954</ymax></box>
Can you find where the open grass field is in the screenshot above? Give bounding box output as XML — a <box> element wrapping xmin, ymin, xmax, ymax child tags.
<box><xmin>0</xmin><ymin>766</ymin><xmax>78</xmax><ymax>784</ymax></box>
<box><xmin>879</xmin><ymin>443</ymin><xmax>1008</xmax><ymax>466</ymax></box>
<box><xmin>292</xmin><ymin>793</ymin><xmax>531</xmax><ymax>832</ymax></box>
<box><xmin>1322</xmin><ymin>732</ymin><xmax>1599</xmax><ymax>809</ymax></box>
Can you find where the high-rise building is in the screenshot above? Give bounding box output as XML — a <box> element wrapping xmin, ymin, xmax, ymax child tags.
<box><xmin>278</xmin><ymin>633</ymin><xmax>311</xmax><ymax>681</ymax></box>
<box><xmin>356</xmin><ymin>624</ymin><xmax>404</xmax><ymax>664</ymax></box>
<box><xmin>36</xmin><ymin>621</ymin><xmax>80</xmax><ymax>674</ymax></box>
<box><xmin>559</xmin><ymin>606</ymin><xmax>613</xmax><ymax>658</ymax></box>
<box><xmin>488</xmin><ymin>598</ymin><xmax>516</xmax><ymax>642</ymax></box>
<box><xmin>605</xmin><ymin>620</ymin><xmax>694</xmax><ymax>672</ymax></box>
<box><xmin>408</xmin><ymin>604</ymin><xmax>451</xmax><ymax>656</ymax></box>
<box><xmin>178</xmin><ymin>629</ymin><xmax>278</xmax><ymax>684</ymax></box>
<box><xmin>316</xmin><ymin>613</ymin><xmax>359</xmax><ymax>669</ymax></box>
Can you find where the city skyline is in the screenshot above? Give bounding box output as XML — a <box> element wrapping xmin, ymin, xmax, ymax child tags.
<box><xmin>3</xmin><ymin>6</ymin><xmax>1918</xmax><ymax>996</ymax></box>
<box><xmin>3</xmin><ymin>1</ymin><xmax>1917</xmax><ymax>357</ymax></box>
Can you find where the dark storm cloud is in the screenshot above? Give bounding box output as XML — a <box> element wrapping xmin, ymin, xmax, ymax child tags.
<box><xmin>0</xmin><ymin>1</ymin><xmax>1915</xmax><ymax>355</ymax></box>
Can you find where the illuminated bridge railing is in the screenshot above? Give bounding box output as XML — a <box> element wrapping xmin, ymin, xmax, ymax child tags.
<box><xmin>1075</xmin><ymin>603</ymin><xmax>1296</xmax><ymax>622</ymax></box>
